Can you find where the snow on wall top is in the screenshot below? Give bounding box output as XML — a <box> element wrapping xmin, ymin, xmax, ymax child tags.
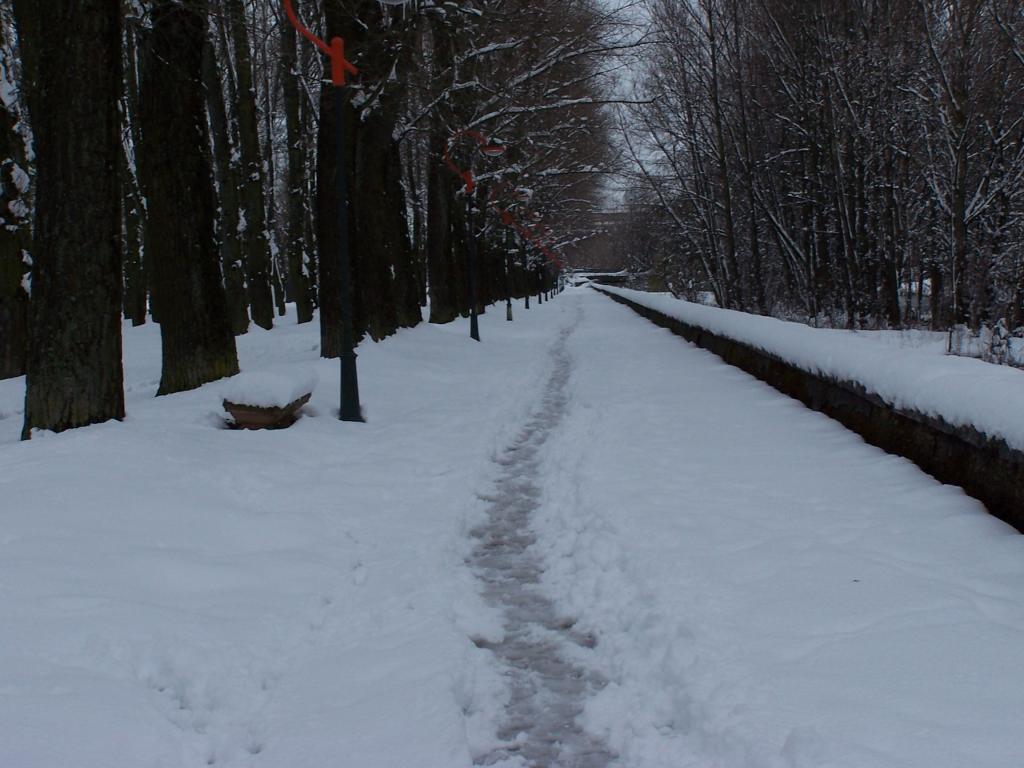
<box><xmin>599</xmin><ymin>286</ymin><xmax>1024</xmax><ymax>452</ymax></box>
<box><xmin>221</xmin><ymin>368</ymin><xmax>318</xmax><ymax>409</ymax></box>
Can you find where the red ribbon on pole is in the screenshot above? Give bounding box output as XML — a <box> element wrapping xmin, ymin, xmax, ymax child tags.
<box><xmin>282</xmin><ymin>0</ymin><xmax>358</xmax><ymax>86</ymax></box>
<box><xmin>444</xmin><ymin>131</ymin><xmax>565</xmax><ymax>270</ymax></box>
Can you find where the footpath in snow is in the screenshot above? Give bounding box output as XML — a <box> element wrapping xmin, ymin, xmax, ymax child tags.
<box><xmin>2</xmin><ymin>288</ymin><xmax>1024</xmax><ymax>767</ymax></box>
<box><xmin>468</xmin><ymin>304</ymin><xmax>613</xmax><ymax>767</ymax></box>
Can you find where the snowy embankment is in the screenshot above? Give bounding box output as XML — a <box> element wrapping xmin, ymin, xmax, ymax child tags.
<box><xmin>530</xmin><ymin>290</ymin><xmax>1024</xmax><ymax>768</ymax></box>
<box><xmin>597</xmin><ymin>286</ymin><xmax>1024</xmax><ymax>452</ymax></box>
<box><xmin>0</xmin><ymin>303</ymin><xmax>564</xmax><ymax>768</ymax></box>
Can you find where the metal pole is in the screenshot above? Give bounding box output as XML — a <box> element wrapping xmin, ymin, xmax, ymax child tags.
<box><xmin>466</xmin><ymin>187</ymin><xmax>481</xmax><ymax>342</ymax></box>
<box><xmin>335</xmin><ymin>87</ymin><xmax>362</xmax><ymax>421</ymax></box>
<box><xmin>280</xmin><ymin>1</ymin><xmax>362</xmax><ymax>421</ymax></box>
<box><xmin>524</xmin><ymin>249</ymin><xmax>530</xmax><ymax>310</ymax></box>
<box><xmin>504</xmin><ymin>228</ymin><xmax>513</xmax><ymax>321</ymax></box>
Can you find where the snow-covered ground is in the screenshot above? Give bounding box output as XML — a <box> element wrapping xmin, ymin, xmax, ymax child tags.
<box><xmin>598</xmin><ymin>286</ymin><xmax>1024</xmax><ymax>451</ymax></box>
<box><xmin>0</xmin><ymin>303</ymin><xmax>562</xmax><ymax>767</ymax></box>
<box><xmin>2</xmin><ymin>288</ymin><xmax>1024</xmax><ymax>767</ymax></box>
<box><xmin>533</xmin><ymin>291</ymin><xmax>1024</xmax><ymax>767</ymax></box>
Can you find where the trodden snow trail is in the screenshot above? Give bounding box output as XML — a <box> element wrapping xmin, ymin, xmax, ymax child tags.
<box><xmin>468</xmin><ymin>307</ymin><xmax>615</xmax><ymax>768</ymax></box>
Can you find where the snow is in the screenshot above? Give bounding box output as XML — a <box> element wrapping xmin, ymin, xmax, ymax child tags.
<box><xmin>1</xmin><ymin>290</ymin><xmax>1023</xmax><ymax>767</ymax></box>
<box><xmin>10</xmin><ymin>162</ymin><xmax>30</xmax><ymax>195</ymax></box>
<box><xmin>528</xmin><ymin>290</ymin><xmax>1024</xmax><ymax>767</ymax></box>
<box><xmin>0</xmin><ymin>303</ymin><xmax>562</xmax><ymax>768</ymax></box>
<box><xmin>0</xmin><ymin>61</ymin><xmax>16</xmax><ymax>108</ymax></box>
<box><xmin>221</xmin><ymin>368</ymin><xmax>318</xmax><ymax>409</ymax></box>
<box><xmin>599</xmin><ymin>286</ymin><xmax>1024</xmax><ymax>451</ymax></box>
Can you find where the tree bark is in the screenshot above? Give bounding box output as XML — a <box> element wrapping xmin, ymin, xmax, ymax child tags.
<box><xmin>0</xmin><ymin>24</ymin><xmax>30</xmax><ymax>380</ymax></box>
<box><xmin>280</xmin><ymin>13</ymin><xmax>314</xmax><ymax>324</ymax></box>
<box><xmin>203</xmin><ymin>30</ymin><xmax>250</xmax><ymax>335</ymax></box>
<box><xmin>425</xmin><ymin>14</ymin><xmax>462</xmax><ymax>325</ymax></box>
<box><xmin>427</xmin><ymin>121</ymin><xmax>459</xmax><ymax>324</ymax></box>
<box><xmin>15</xmin><ymin>0</ymin><xmax>124</xmax><ymax>436</ymax></box>
<box><xmin>315</xmin><ymin>77</ymin><xmax>347</xmax><ymax>359</ymax></box>
<box><xmin>260</xmin><ymin>28</ymin><xmax>287</xmax><ymax>320</ymax></box>
<box><xmin>138</xmin><ymin>0</ymin><xmax>239</xmax><ymax>395</ymax></box>
<box><xmin>121</xmin><ymin>19</ymin><xmax>148</xmax><ymax>327</ymax></box>
<box><xmin>225</xmin><ymin>0</ymin><xmax>274</xmax><ymax>329</ymax></box>
<box><xmin>705</xmin><ymin>0</ymin><xmax>742</xmax><ymax>310</ymax></box>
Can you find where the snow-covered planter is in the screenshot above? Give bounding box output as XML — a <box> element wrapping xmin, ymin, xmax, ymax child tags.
<box><xmin>221</xmin><ymin>369</ymin><xmax>318</xmax><ymax>429</ymax></box>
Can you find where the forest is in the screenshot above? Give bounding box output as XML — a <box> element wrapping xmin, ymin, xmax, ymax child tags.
<box><xmin>0</xmin><ymin>0</ymin><xmax>632</xmax><ymax>436</ymax></box>
<box><xmin>625</xmin><ymin>0</ymin><xmax>1024</xmax><ymax>341</ymax></box>
<box><xmin>5</xmin><ymin>0</ymin><xmax>1024</xmax><ymax>440</ymax></box>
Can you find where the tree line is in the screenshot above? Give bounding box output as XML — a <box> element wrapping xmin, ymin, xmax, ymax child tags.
<box><xmin>624</xmin><ymin>0</ymin><xmax>1024</xmax><ymax>333</ymax></box>
<box><xmin>0</xmin><ymin>0</ymin><xmax>625</xmax><ymax>437</ymax></box>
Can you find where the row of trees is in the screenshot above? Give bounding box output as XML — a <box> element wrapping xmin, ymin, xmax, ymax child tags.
<box><xmin>625</xmin><ymin>0</ymin><xmax>1024</xmax><ymax>332</ymax></box>
<box><xmin>1</xmin><ymin>0</ymin><xmax>626</xmax><ymax>436</ymax></box>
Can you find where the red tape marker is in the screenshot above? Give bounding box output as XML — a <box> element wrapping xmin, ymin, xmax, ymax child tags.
<box><xmin>282</xmin><ymin>0</ymin><xmax>358</xmax><ymax>86</ymax></box>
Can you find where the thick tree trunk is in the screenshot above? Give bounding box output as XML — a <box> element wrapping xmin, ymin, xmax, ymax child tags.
<box><xmin>427</xmin><ymin>122</ymin><xmax>459</xmax><ymax>324</ymax></box>
<box><xmin>315</xmin><ymin>79</ymin><xmax>347</xmax><ymax>359</ymax></box>
<box><xmin>15</xmin><ymin>0</ymin><xmax>124</xmax><ymax>437</ymax></box>
<box><xmin>225</xmin><ymin>0</ymin><xmax>274</xmax><ymax>329</ymax></box>
<box><xmin>405</xmin><ymin>138</ymin><xmax>428</xmax><ymax>308</ymax></box>
<box><xmin>138</xmin><ymin>0</ymin><xmax>239</xmax><ymax>395</ymax></box>
<box><xmin>316</xmin><ymin>0</ymin><xmax>419</xmax><ymax>347</ymax></box>
<box><xmin>321</xmin><ymin>0</ymin><xmax>418</xmax><ymax>341</ymax></box>
<box><xmin>425</xmin><ymin>14</ymin><xmax>462</xmax><ymax>325</ymax></box>
<box><xmin>354</xmin><ymin>106</ymin><xmax>422</xmax><ymax>337</ymax></box>
<box><xmin>352</xmin><ymin>115</ymin><xmax>399</xmax><ymax>340</ymax></box>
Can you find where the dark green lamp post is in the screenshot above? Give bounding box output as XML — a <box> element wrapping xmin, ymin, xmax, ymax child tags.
<box><xmin>282</xmin><ymin>0</ymin><xmax>363</xmax><ymax>421</ymax></box>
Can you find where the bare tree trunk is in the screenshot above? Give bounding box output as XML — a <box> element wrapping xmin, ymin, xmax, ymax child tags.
<box><xmin>226</xmin><ymin>0</ymin><xmax>274</xmax><ymax>329</ymax></box>
<box><xmin>929</xmin><ymin>263</ymin><xmax>945</xmax><ymax>330</ymax></box>
<box><xmin>280</xmin><ymin>9</ymin><xmax>314</xmax><ymax>324</ymax></box>
<box><xmin>705</xmin><ymin>0</ymin><xmax>742</xmax><ymax>310</ymax></box>
<box><xmin>881</xmin><ymin>146</ymin><xmax>902</xmax><ymax>327</ymax></box>
<box><xmin>0</xmin><ymin>16</ymin><xmax>30</xmax><ymax>379</ymax></box>
<box><xmin>15</xmin><ymin>0</ymin><xmax>125</xmax><ymax>437</ymax></box>
<box><xmin>315</xmin><ymin>76</ymin><xmax>342</xmax><ymax>357</ymax></box>
<box><xmin>427</xmin><ymin>120</ymin><xmax>459</xmax><ymax>324</ymax></box>
<box><xmin>203</xmin><ymin>29</ymin><xmax>250</xmax><ymax>335</ymax></box>
<box><xmin>950</xmin><ymin>138</ymin><xmax>969</xmax><ymax>326</ymax></box>
<box><xmin>138</xmin><ymin>0</ymin><xmax>239</xmax><ymax>395</ymax></box>
<box><xmin>426</xmin><ymin>15</ymin><xmax>461</xmax><ymax>325</ymax></box>
<box><xmin>121</xmin><ymin>18</ymin><xmax>148</xmax><ymax>327</ymax></box>
<box><xmin>259</xmin><ymin>11</ymin><xmax>287</xmax><ymax>320</ymax></box>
